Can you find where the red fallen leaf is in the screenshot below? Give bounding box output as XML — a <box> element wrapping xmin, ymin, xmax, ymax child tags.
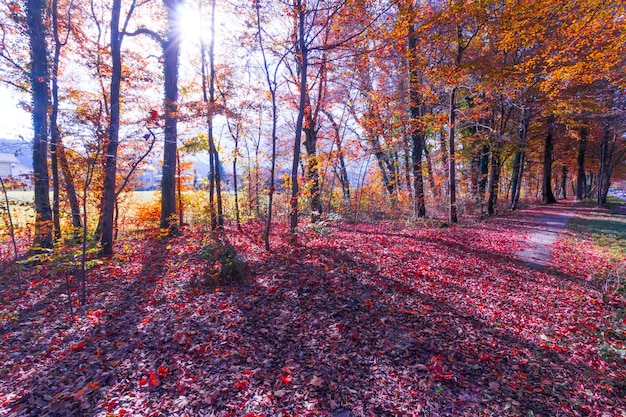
<box><xmin>157</xmin><ymin>365</ymin><xmax>168</xmax><ymax>378</ymax></box>
<box><xmin>278</xmin><ymin>374</ymin><xmax>293</xmax><ymax>384</ymax></box>
<box><xmin>74</xmin><ymin>381</ymin><xmax>100</xmax><ymax>400</ymax></box>
<box><xmin>429</xmin><ymin>355</ymin><xmax>454</xmax><ymax>381</ymax></box>
<box><xmin>69</xmin><ymin>342</ymin><xmax>85</xmax><ymax>351</ymax></box>
<box><xmin>150</xmin><ymin>109</ymin><xmax>158</xmax><ymax>119</ymax></box>
<box><xmin>149</xmin><ymin>371</ymin><xmax>160</xmax><ymax>387</ymax></box>
<box><xmin>234</xmin><ymin>379</ymin><xmax>248</xmax><ymax>389</ymax></box>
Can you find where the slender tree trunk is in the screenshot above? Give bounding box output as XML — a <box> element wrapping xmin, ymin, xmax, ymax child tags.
<box><xmin>371</xmin><ymin>136</ymin><xmax>395</xmax><ymax>195</ymax></box>
<box><xmin>448</xmin><ymin>86</ymin><xmax>458</xmax><ymax>223</ymax></box>
<box><xmin>57</xmin><ymin>144</ymin><xmax>82</xmax><ymax>229</ymax></box>
<box><xmin>576</xmin><ymin>126</ymin><xmax>587</xmax><ymax>201</ymax></box>
<box><xmin>27</xmin><ymin>0</ymin><xmax>53</xmax><ymax>249</ymax></box>
<box><xmin>304</xmin><ymin>126</ymin><xmax>322</xmax><ymax>223</ymax></box>
<box><xmin>487</xmin><ymin>145</ymin><xmax>501</xmax><ymax>216</ymax></box>
<box><xmin>542</xmin><ymin>114</ymin><xmax>557</xmax><ymax>204</ymax></box>
<box><xmin>256</xmin><ymin>1</ymin><xmax>279</xmax><ymax>247</ymax></box>
<box><xmin>560</xmin><ymin>165</ymin><xmax>567</xmax><ymax>199</ymax></box>
<box><xmin>509</xmin><ymin>150</ymin><xmax>523</xmax><ymax>210</ymax></box>
<box><xmin>289</xmin><ymin>0</ymin><xmax>307</xmax><ymax>244</ymax></box>
<box><xmin>597</xmin><ymin>125</ymin><xmax>610</xmax><ymax>207</ymax></box>
<box><xmin>177</xmin><ymin>151</ymin><xmax>183</xmax><ymax>226</ymax></box>
<box><xmin>50</xmin><ymin>0</ymin><xmax>63</xmax><ymax>241</ymax></box>
<box><xmin>324</xmin><ymin>111</ymin><xmax>350</xmax><ymax>203</ymax></box>
<box><xmin>100</xmin><ymin>0</ymin><xmax>123</xmax><ymax>255</ymax></box>
<box><xmin>424</xmin><ymin>144</ymin><xmax>436</xmax><ymax>199</ymax></box>
<box><xmin>208</xmin><ymin>0</ymin><xmax>223</xmax><ymax>228</ymax></box>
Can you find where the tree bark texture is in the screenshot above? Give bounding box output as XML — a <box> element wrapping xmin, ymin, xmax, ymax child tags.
<box><xmin>542</xmin><ymin>115</ymin><xmax>557</xmax><ymax>204</ymax></box>
<box><xmin>27</xmin><ymin>0</ymin><xmax>53</xmax><ymax>248</ymax></box>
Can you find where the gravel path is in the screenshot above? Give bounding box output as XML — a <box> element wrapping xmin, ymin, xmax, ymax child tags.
<box><xmin>517</xmin><ymin>203</ymin><xmax>575</xmax><ymax>270</ymax></box>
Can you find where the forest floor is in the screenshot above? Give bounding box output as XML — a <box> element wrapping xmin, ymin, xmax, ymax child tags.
<box><xmin>0</xmin><ymin>200</ymin><xmax>625</xmax><ymax>417</ymax></box>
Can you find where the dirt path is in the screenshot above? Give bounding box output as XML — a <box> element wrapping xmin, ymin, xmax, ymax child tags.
<box><xmin>516</xmin><ymin>202</ymin><xmax>576</xmax><ymax>270</ymax></box>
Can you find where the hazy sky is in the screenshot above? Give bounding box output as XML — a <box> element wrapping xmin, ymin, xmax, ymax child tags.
<box><xmin>0</xmin><ymin>86</ymin><xmax>32</xmax><ymax>140</ymax></box>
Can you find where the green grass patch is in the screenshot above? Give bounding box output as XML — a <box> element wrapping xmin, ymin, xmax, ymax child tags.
<box><xmin>568</xmin><ymin>204</ymin><xmax>626</xmax><ymax>263</ymax></box>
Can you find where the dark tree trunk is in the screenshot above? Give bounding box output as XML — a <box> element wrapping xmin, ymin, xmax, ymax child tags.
<box><xmin>50</xmin><ymin>0</ymin><xmax>62</xmax><ymax>241</ymax></box>
<box><xmin>478</xmin><ymin>145</ymin><xmax>489</xmax><ymax>195</ymax></box>
<box><xmin>51</xmin><ymin>0</ymin><xmax>81</xmax><ymax>234</ymax></box>
<box><xmin>560</xmin><ymin>165</ymin><xmax>567</xmax><ymax>199</ymax></box>
<box><xmin>371</xmin><ymin>137</ymin><xmax>395</xmax><ymax>195</ymax></box>
<box><xmin>576</xmin><ymin>126</ymin><xmax>587</xmax><ymax>201</ymax></box>
<box><xmin>27</xmin><ymin>0</ymin><xmax>53</xmax><ymax>248</ymax></box>
<box><xmin>304</xmin><ymin>123</ymin><xmax>322</xmax><ymax>223</ymax></box>
<box><xmin>412</xmin><ymin>130</ymin><xmax>426</xmax><ymax>218</ymax></box>
<box><xmin>424</xmin><ymin>144</ymin><xmax>437</xmax><ymax>199</ymax></box>
<box><xmin>510</xmin><ymin>110</ymin><xmax>529</xmax><ymax>210</ymax></box>
<box><xmin>448</xmin><ymin>87</ymin><xmax>458</xmax><ymax>223</ymax></box>
<box><xmin>487</xmin><ymin>145</ymin><xmax>501</xmax><ymax>216</ymax></box>
<box><xmin>597</xmin><ymin>125</ymin><xmax>610</xmax><ymax>207</ymax></box>
<box><xmin>255</xmin><ymin>1</ymin><xmax>277</xmax><ymax>248</ymax></box>
<box><xmin>100</xmin><ymin>0</ymin><xmax>123</xmax><ymax>255</ymax></box>
<box><xmin>160</xmin><ymin>0</ymin><xmax>182</xmax><ymax>233</ymax></box>
<box><xmin>408</xmin><ymin>23</ymin><xmax>425</xmax><ymax>218</ymax></box>
<box><xmin>542</xmin><ymin>115</ymin><xmax>557</xmax><ymax>204</ymax></box>
<box><xmin>289</xmin><ymin>0</ymin><xmax>307</xmax><ymax>243</ymax></box>
<box><xmin>57</xmin><ymin>143</ymin><xmax>82</xmax><ymax>229</ymax></box>
<box><xmin>509</xmin><ymin>150</ymin><xmax>524</xmax><ymax>210</ymax></box>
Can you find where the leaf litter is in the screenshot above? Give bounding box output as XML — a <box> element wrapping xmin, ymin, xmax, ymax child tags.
<box><xmin>0</xmin><ymin>205</ymin><xmax>624</xmax><ymax>416</ymax></box>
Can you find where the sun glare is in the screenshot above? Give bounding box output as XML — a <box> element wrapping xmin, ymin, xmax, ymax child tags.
<box><xmin>178</xmin><ymin>3</ymin><xmax>206</xmax><ymax>43</ymax></box>
<box><xmin>177</xmin><ymin>2</ymin><xmax>230</xmax><ymax>46</ymax></box>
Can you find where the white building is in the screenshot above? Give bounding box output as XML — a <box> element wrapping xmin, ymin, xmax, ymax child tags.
<box><xmin>0</xmin><ymin>153</ymin><xmax>31</xmax><ymax>178</ymax></box>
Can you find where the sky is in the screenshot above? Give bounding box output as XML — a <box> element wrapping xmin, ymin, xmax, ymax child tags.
<box><xmin>0</xmin><ymin>86</ymin><xmax>32</xmax><ymax>140</ymax></box>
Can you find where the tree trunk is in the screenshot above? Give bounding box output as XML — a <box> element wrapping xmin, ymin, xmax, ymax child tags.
<box><xmin>27</xmin><ymin>0</ymin><xmax>53</xmax><ymax>249</ymax></box>
<box><xmin>50</xmin><ymin>0</ymin><xmax>62</xmax><ymax>241</ymax></box>
<box><xmin>509</xmin><ymin>150</ymin><xmax>524</xmax><ymax>210</ymax></box>
<box><xmin>576</xmin><ymin>126</ymin><xmax>587</xmax><ymax>201</ymax></box>
<box><xmin>289</xmin><ymin>0</ymin><xmax>307</xmax><ymax>244</ymax></box>
<box><xmin>542</xmin><ymin>115</ymin><xmax>557</xmax><ymax>204</ymax></box>
<box><xmin>324</xmin><ymin>111</ymin><xmax>350</xmax><ymax>203</ymax></box>
<box><xmin>560</xmin><ymin>165</ymin><xmax>567</xmax><ymax>199</ymax></box>
<box><xmin>448</xmin><ymin>87</ymin><xmax>458</xmax><ymax>223</ymax></box>
<box><xmin>160</xmin><ymin>0</ymin><xmax>182</xmax><ymax>233</ymax></box>
<box><xmin>409</xmin><ymin>24</ymin><xmax>426</xmax><ymax>218</ymax></box>
<box><xmin>487</xmin><ymin>145</ymin><xmax>501</xmax><ymax>216</ymax></box>
<box><xmin>411</xmin><ymin>125</ymin><xmax>426</xmax><ymax>218</ymax></box>
<box><xmin>371</xmin><ymin>136</ymin><xmax>395</xmax><ymax>195</ymax></box>
<box><xmin>304</xmin><ymin>123</ymin><xmax>322</xmax><ymax>223</ymax></box>
<box><xmin>100</xmin><ymin>0</ymin><xmax>123</xmax><ymax>255</ymax></box>
<box><xmin>57</xmin><ymin>143</ymin><xmax>82</xmax><ymax>229</ymax></box>
<box><xmin>597</xmin><ymin>125</ymin><xmax>610</xmax><ymax>207</ymax></box>
<box><xmin>423</xmin><ymin>144</ymin><xmax>436</xmax><ymax>199</ymax></box>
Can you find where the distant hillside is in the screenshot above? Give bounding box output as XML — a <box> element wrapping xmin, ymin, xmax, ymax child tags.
<box><xmin>0</xmin><ymin>139</ymin><xmax>32</xmax><ymax>169</ymax></box>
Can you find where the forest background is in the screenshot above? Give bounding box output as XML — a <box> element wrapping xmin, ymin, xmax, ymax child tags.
<box><xmin>0</xmin><ymin>0</ymin><xmax>625</xmax><ymax>254</ymax></box>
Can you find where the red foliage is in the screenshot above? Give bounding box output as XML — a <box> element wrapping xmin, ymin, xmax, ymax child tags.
<box><xmin>0</xmin><ymin>203</ymin><xmax>624</xmax><ymax>416</ymax></box>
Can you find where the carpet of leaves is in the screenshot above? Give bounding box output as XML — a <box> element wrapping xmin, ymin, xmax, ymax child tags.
<box><xmin>0</xmin><ymin>204</ymin><xmax>624</xmax><ymax>417</ymax></box>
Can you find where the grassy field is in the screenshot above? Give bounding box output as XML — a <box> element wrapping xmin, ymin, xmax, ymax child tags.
<box><xmin>566</xmin><ymin>197</ymin><xmax>626</xmax><ymax>273</ymax></box>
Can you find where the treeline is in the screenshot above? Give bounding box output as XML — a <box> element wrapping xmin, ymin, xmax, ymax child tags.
<box><xmin>0</xmin><ymin>0</ymin><xmax>625</xmax><ymax>253</ymax></box>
